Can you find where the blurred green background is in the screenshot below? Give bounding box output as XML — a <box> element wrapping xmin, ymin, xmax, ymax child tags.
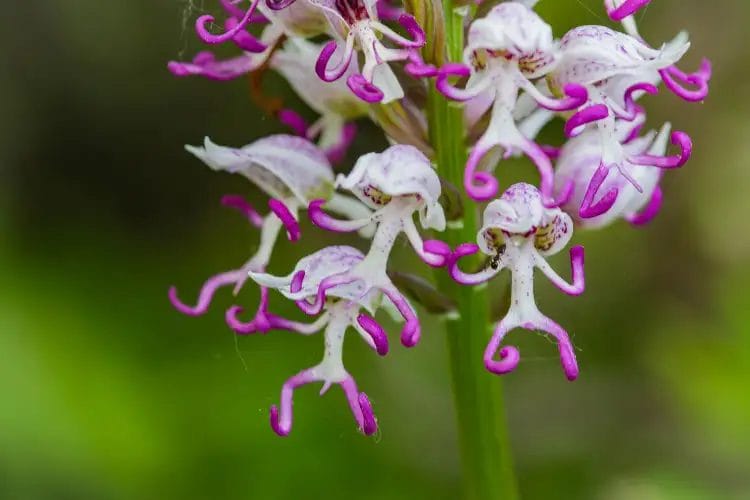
<box><xmin>1</xmin><ymin>0</ymin><xmax>748</xmax><ymax>498</ymax></box>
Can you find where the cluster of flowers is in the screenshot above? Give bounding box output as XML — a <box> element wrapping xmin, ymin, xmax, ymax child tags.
<box><xmin>169</xmin><ymin>0</ymin><xmax>710</xmax><ymax>436</ymax></box>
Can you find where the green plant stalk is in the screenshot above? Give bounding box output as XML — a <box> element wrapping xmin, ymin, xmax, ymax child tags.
<box><xmin>428</xmin><ymin>4</ymin><xmax>518</xmax><ymax>499</ymax></box>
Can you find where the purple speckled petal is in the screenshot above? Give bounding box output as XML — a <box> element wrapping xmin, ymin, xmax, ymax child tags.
<box><xmin>357</xmin><ymin>393</ymin><xmax>378</xmax><ymax>435</ymax></box>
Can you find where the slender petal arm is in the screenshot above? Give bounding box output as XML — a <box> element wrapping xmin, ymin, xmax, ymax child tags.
<box><xmin>448</xmin><ymin>243</ymin><xmax>502</xmax><ymax>285</ymax></box>
<box><xmin>402</xmin><ymin>216</ymin><xmax>450</xmax><ymax>267</ymax></box>
<box><xmin>533</xmin><ymin>246</ymin><xmax>585</xmax><ymax>296</ymax></box>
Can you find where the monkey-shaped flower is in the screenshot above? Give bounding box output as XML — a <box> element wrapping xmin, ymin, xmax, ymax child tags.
<box><xmin>448</xmin><ymin>183</ymin><xmax>585</xmax><ymax>380</ymax></box>
<box><xmin>249</xmin><ymin>246</ymin><xmax>390</xmax><ymax>436</ymax></box>
<box><xmin>435</xmin><ymin>1</ymin><xmax>589</xmax><ymax>203</ymax></box>
<box><xmin>168</xmin><ymin>134</ymin><xmax>372</xmax><ymax>333</ymax></box>
<box><xmin>305</xmin><ymin>144</ymin><xmax>450</xmax><ymax>347</ymax></box>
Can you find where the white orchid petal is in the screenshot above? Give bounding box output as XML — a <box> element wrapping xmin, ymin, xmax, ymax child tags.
<box><xmin>186</xmin><ymin>134</ymin><xmax>334</xmax><ymax>203</ymax></box>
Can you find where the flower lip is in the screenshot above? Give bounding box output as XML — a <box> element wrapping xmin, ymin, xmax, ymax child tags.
<box><xmin>336</xmin><ymin>145</ymin><xmax>446</xmax><ymax>230</ymax></box>
<box><xmin>185</xmin><ymin>134</ymin><xmax>334</xmax><ymax>204</ymax></box>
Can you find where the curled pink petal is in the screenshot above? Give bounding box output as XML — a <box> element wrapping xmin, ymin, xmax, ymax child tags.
<box><xmin>606</xmin><ymin>0</ymin><xmax>651</xmax><ymax>21</ymax></box>
<box><xmin>435</xmin><ymin>63</ymin><xmax>474</xmax><ymax>102</ymax></box>
<box><xmin>195</xmin><ymin>0</ymin><xmax>260</xmax><ymax>44</ymax></box>
<box><xmin>268</xmin><ymin>198</ymin><xmax>300</xmax><ymax>241</ymax></box>
<box><xmin>358</xmin><ymin>393</ymin><xmax>378</xmax><ymax>435</ymax></box>
<box><xmin>659</xmin><ymin>59</ymin><xmax>712</xmax><ymax>102</ymax></box>
<box><xmin>347</xmin><ymin>74</ymin><xmax>384</xmax><ymax>103</ymax></box>
<box><xmin>278</xmin><ymin>109</ymin><xmax>309</xmax><ymax>137</ymax></box>
<box><xmin>422</xmin><ymin>240</ymin><xmax>451</xmax><ymax>268</ymax></box>
<box><xmin>404</xmin><ymin>50</ymin><xmax>438</xmax><ymax>78</ymax></box>
<box><xmin>382</xmin><ymin>287</ymin><xmax>420</xmax><ymax>347</ymax></box>
<box><xmin>357</xmin><ymin>313</ymin><xmax>389</xmax><ymax>356</ymax></box>
<box><xmin>618</xmin><ymin>82</ymin><xmax>658</xmax><ymax>120</ymax></box>
<box><xmin>464</xmin><ymin>144</ymin><xmax>498</xmax><ymax>202</ymax></box>
<box><xmin>628</xmin><ymin>131</ymin><xmax>692</xmax><ymax>169</ymax></box>
<box><xmin>485</xmin><ymin>346</ymin><xmax>521</xmax><ymax>375</ymax></box>
<box><xmin>564</xmin><ymin>104</ymin><xmax>609</xmax><ymax>138</ymax></box>
<box><xmin>295</xmin><ymin>273</ymin><xmax>358</xmax><ymax>316</ymax></box>
<box><xmin>396</xmin><ymin>14</ymin><xmax>426</xmax><ymax>48</ymax></box>
<box><xmin>308</xmin><ymin>199</ymin><xmax>371</xmax><ymax>233</ymax></box>
<box><xmin>221</xmin><ymin>194</ymin><xmax>264</xmax><ymax>228</ymax></box>
<box><xmin>225</xmin><ymin>17</ymin><xmax>266</xmax><ymax>53</ymax></box>
<box><xmin>626</xmin><ymin>185</ymin><xmax>663</xmax><ymax>226</ymax></box>
<box><xmin>578</xmin><ymin>163</ymin><xmax>618</xmax><ymax>219</ymax></box>
<box><xmin>558</xmin><ymin>246</ymin><xmax>586</xmax><ymax>296</ymax></box>
<box><xmin>534</xmin><ymin>83</ymin><xmax>589</xmax><ymax>112</ymax></box>
<box><xmin>168</xmin><ymin>270</ymin><xmax>243</xmax><ymax>316</ymax></box>
<box><xmin>316</xmin><ymin>40</ymin><xmax>354</xmax><ymax>82</ymax></box>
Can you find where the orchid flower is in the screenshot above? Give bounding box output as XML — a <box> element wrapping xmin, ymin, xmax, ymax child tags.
<box><xmin>435</xmin><ymin>1</ymin><xmax>589</xmax><ymax>203</ymax></box>
<box><xmin>167</xmin><ymin>0</ymin><xmax>331</xmax><ymax>81</ymax></box>
<box><xmin>168</xmin><ymin>135</ymin><xmax>373</xmax><ymax>333</ymax></box>
<box><xmin>603</xmin><ymin>0</ymin><xmax>712</xmax><ymax>102</ymax></box>
<box><xmin>555</xmin><ymin>122</ymin><xmax>674</xmax><ymax>228</ymax></box>
<box><xmin>270</xmin><ymin>38</ymin><xmax>368</xmax><ymax>164</ymax></box>
<box><xmin>548</xmin><ymin>25</ymin><xmax>693</xmax><ymax>218</ymax></box>
<box><xmin>247</xmin><ymin>246</ymin><xmax>388</xmax><ymax>436</ymax></box>
<box><xmin>448</xmin><ymin>183</ymin><xmax>584</xmax><ymax>380</ymax></box>
<box><xmin>307</xmin><ymin>0</ymin><xmax>427</xmax><ymax>103</ymax></box>
<box><xmin>304</xmin><ymin>144</ymin><xmax>449</xmax><ymax>347</ymax></box>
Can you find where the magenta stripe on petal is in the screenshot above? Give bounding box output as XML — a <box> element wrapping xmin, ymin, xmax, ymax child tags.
<box><xmin>268</xmin><ymin>198</ymin><xmax>300</xmax><ymax>241</ymax></box>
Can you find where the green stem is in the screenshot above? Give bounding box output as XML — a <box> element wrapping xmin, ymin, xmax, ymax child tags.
<box><xmin>428</xmin><ymin>4</ymin><xmax>518</xmax><ymax>499</ymax></box>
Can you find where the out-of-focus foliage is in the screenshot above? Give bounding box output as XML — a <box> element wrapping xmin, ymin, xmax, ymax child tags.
<box><xmin>0</xmin><ymin>0</ymin><xmax>748</xmax><ymax>498</ymax></box>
